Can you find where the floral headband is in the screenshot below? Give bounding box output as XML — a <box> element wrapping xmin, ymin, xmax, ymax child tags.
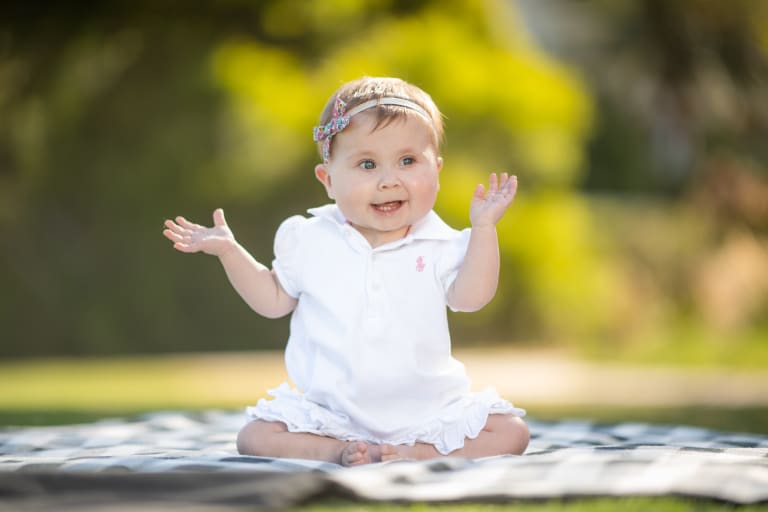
<box><xmin>312</xmin><ymin>96</ymin><xmax>432</xmax><ymax>162</ymax></box>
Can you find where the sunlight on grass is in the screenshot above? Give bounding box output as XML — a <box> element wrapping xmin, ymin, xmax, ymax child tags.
<box><xmin>0</xmin><ymin>352</ymin><xmax>288</xmax><ymax>410</ymax></box>
<box><xmin>1</xmin><ymin>349</ymin><xmax>767</xmax><ymax>433</ymax></box>
<box><xmin>292</xmin><ymin>497</ymin><xmax>768</xmax><ymax>512</ymax></box>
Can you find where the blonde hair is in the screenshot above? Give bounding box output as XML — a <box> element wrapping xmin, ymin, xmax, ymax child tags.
<box><xmin>315</xmin><ymin>77</ymin><xmax>444</xmax><ymax>160</ymax></box>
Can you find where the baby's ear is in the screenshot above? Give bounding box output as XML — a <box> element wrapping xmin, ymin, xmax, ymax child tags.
<box><xmin>314</xmin><ymin>164</ymin><xmax>334</xmax><ymax>199</ymax></box>
<box><xmin>436</xmin><ymin>157</ymin><xmax>443</xmax><ymax>192</ymax></box>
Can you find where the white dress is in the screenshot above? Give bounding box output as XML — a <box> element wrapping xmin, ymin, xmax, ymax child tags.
<box><xmin>246</xmin><ymin>204</ymin><xmax>525</xmax><ymax>454</ymax></box>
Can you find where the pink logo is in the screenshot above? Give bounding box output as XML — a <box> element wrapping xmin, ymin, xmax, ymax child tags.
<box><xmin>416</xmin><ymin>256</ymin><xmax>425</xmax><ymax>272</ymax></box>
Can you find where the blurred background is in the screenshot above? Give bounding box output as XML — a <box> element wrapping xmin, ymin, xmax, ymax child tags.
<box><xmin>1</xmin><ymin>0</ymin><xmax>767</xmax><ymax>426</ymax></box>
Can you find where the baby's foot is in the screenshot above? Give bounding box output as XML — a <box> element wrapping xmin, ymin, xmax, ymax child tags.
<box><xmin>380</xmin><ymin>443</ymin><xmax>406</xmax><ymax>462</ymax></box>
<box><xmin>341</xmin><ymin>441</ymin><xmax>375</xmax><ymax>466</ymax></box>
<box><xmin>381</xmin><ymin>442</ymin><xmax>441</xmax><ymax>461</ymax></box>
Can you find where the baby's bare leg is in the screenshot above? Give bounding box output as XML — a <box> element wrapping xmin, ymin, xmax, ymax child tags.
<box><xmin>236</xmin><ymin>420</ymin><xmax>379</xmax><ymax>466</ymax></box>
<box><xmin>388</xmin><ymin>414</ymin><xmax>529</xmax><ymax>461</ymax></box>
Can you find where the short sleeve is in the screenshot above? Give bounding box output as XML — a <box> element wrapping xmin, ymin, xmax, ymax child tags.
<box><xmin>436</xmin><ymin>227</ymin><xmax>471</xmax><ymax>310</ymax></box>
<box><xmin>272</xmin><ymin>215</ymin><xmax>306</xmax><ymax>298</ymax></box>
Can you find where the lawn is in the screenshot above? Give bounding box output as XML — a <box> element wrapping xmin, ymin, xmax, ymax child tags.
<box><xmin>1</xmin><ymin>350</ymin><xmax>765</xmax><ymax>433</ymax></box>
<box><xmin>293</xmin><ymin>501</ymin><xmax>768</xmax><ymax>512</ymax></box>
<box><xmin>1</xmin><ymin>351</ymin><xmax>766</xmax><ymax>511</ymax></box>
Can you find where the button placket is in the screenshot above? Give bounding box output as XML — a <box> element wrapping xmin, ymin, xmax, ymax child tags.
<box><xmin>364</xmin><ymin>252</ymin><xmax>387</xmax><ymax>327</ymax></box>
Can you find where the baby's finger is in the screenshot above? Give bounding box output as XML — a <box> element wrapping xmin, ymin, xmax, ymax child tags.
<box><xmin>501</xmin><ymin>176</ymin><xmax>518</xmax><ymax>202</ymax></box>
<box><xmin>164</xmin><ymin>219</ymin><xmax>186</xmax><ymax>234</ymax></box>
<box><xmin>487</xmin><ymin>173</ymin><xmax>499</xmax><ymax>196</ymax></box>
<box><xmin>213</xmin><ymin>208</ymin><xmax>227</xmax><ymax>228</ymax></box>
<box><xmin>473</xmin><ymin>183</ymin><xmax>486</xmax><ymax>200</ymax></box>
<box><xmin>163</xmin><ymin>229</ymin><xmax>185</xmax><ymax>243</ymax></box>
<box><xmin>173</xmin><ymin>242</ymin><xmax>199</xmax><ymax>253</ymax></box>
<box><xmin>499</xmin><ymin>174</ymin><xmax>511</xmax><ymax>193</ymax></box>
<box><xmin>176</xmin><ymin>216</ymin><xmax>203</xmax><ymax>230</ymax></box>
<box><xmin>164</xmin><ymin>220</ymin><xmax>194</xmax><ymax>238</ymax></box>
<box><xmin>507</xmin><ymin>175</ymin><xmax>518</xmax><ymax>193</ymax></box>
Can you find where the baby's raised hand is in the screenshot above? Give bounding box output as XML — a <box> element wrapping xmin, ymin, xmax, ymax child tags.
<box><xmin>469</xmin><ymin>173</ymin><xmax>517</xmax><ymax>227</ymax></box>
<box><xmin>163</xmin><ymin>208</ymin><xmax>236</xmax><ymax>257</ymax></box>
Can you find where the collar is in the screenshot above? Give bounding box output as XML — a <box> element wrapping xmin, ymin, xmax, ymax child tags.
<box><xmin>307</xmin><ymin>203</ymin><xmax>458</xmax><ymax>243</ymax></box>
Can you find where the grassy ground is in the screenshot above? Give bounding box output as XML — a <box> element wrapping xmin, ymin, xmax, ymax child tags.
<box><xmin>1</xmin><ymin>349</ymin><xmax>766</xmax><ymax>432</ymax></box>
<box><xmin>2</xmin><ymin>404</ymin><xmax>767</xmax><ymax>434</ymax></box>
<box><xmin>1</xmin><ymin>351</ymin><xmax>766</xmax><ymax>511</ymax></box>
<box><xmin>293</xmin><ymin>500</ymin><xmax>768</xmax><ymax>511</ymax></box>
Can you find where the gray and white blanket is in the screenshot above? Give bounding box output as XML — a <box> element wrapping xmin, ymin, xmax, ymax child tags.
<box><xmin>1</xmin><ymin>411</ymin><xmax>766</xmax><ymax>509</ymax></box>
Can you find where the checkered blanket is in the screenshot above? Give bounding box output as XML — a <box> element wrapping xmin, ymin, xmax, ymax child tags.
<box><xmin>1</xmin><ymin>411</ymin><xmax>766</xmax><ymax>509</ymax></box>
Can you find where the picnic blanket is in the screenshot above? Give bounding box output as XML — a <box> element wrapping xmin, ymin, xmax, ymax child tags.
<box><xmin>1</xmin><ymin>410</ymin><xmax>767</xmax><ymax>510</ymax></box>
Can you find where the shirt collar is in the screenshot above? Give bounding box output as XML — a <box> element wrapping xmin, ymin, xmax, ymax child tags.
<box><xmin>307</xmin><ymin>203</ymin><xmax>458</xmax><ymax>243</ymax></box>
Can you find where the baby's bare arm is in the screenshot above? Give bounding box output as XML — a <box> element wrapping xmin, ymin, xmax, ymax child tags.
<box><xmin>447</xmin><ymin>225</ymin><xmax>501</xmax><ymax>312</ymax></box>
<box><xmin>163</xmin><ymin>209</ymin><xmax>296</xmax><ymax>318</ymax></box>
<box><xmin>217</xmin><ymin>242</ymin><xmax>297</xmax><ymax>318</ymax></box>
<box><xmin>447</xmin><ymin>174</ymin><xmax>517</xmax><ymax>312</ymax></box>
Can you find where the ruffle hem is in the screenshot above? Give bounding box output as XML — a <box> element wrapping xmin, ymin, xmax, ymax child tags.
<box><xmin>245</xmin><ymin>382</ymin><xmax>526</xmax><ymax>455</ymax></box>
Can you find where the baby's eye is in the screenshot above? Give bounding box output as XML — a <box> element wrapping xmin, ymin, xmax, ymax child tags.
<box><xmin>400</xmin><ymin>156</ymin><xmax>415</xmax><ymax>167</ymax></box>
<box><xmin>358</xmin><ymin>159</ymin><xmax>376</xmax><ymax>170</ymax></box>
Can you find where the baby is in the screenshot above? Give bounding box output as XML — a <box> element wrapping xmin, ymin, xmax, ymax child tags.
<box><xmin>163</xmin><ymin>76</ymin><xmax>528</xmax><ymax>465</ymax></box>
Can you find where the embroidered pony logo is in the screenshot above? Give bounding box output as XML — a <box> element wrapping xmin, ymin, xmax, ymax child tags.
<box><xmin>416</xmin><ymin>256</ymin><xmax>426</xmax><ymax>272</ymax></box>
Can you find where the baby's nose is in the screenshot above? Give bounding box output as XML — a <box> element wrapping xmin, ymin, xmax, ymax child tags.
<box><xmin>378</xmin><ymin>166</ymin><xmax>400</xmax><ymax>188</ymax></box>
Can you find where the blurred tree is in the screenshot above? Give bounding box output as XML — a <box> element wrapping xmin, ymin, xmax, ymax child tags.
<box><xmin>517</xmin><ymin>0</ymin><xmax>768</xmax><ymax>193</ymax></box>
<box><xmin>2</xmin><ymin>0</ymin><xmax>764</xmax><ymax>361</ymax></box>
<box><xmin>209</xmin><ymin>1</ymin><xmax>621</xmax><ymax>345</ymax></box>
<box><xmin>1</xmin><ymin>0</ymin><xmax>612</xmax><ymax>357</ymax></box>
<box><xmin>517</xmin><ymin>0</ymin><xmax>768</xmax><ymax>359</ymax></box>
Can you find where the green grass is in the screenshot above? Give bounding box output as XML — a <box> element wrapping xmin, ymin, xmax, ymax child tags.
<box><xmin>585</xmin><ymin>322</ymin><xmax>768</xmax><ymax>370</ymax></box>
<box><xmin>291</xmin><ymin>500</ymin><xmax>768</xmax><ymax>511</ymax></box>
<box><xmin>1</xmin><ymin>354</ymin><xmax>766</xmax><ymax>511</ymax></box>
<box><xmin>529</xmin><ymin>404</ymin><xmax>768</xmax><ymax>435</ymax></box>
<box><xmin>2</xmin><ymin>405</ymin><xmax>767</xmax><ymax>435</ymax></box>
<box><xmin>1</xmin><ymin>351</ymin><xmax>766</xmax><ymax>434</ymax></box>
<box><xmin>0</xmin><ymin>351</ymin><xmax>287</xmax><ymax>412</ymax></box>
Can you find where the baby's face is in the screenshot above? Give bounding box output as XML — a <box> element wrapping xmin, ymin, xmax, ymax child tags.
<box><xmin>315</xmin><ymin>113</ymin><xmax>442</xmax><ymax>248</ymax></box>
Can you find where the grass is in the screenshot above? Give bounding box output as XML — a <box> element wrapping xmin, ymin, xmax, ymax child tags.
<box><xmin>2</xmin><ymin>404</ymin><xmax>767</xmax><ymax>434</ymax></box>
<box><xmin>528</xmin><ymin>404</ymin><xmax>768</xmax><ymax>434</ymax></box>
<box><xmin>1</xmin><ymin>350</ymin><xmax>766</xmax><ymax>433</ymax></box>
<box><xmin>1</xmin><ymin>352</ymin><xmax>766</xmax><ymax>511</ymax></box>
<box><xmin>584</xmin><ymin>323</ymin><xmax>768</xmax><ymax>370</ymax></box>
<box><xmin>292</xmin><ymin>500</ymin><xmax>768</xmax><ymax>511</ymax></box>
<box><xmin>0</xmin><ymin>351</ymin><xmax>288</xmax><ymax>412</ymax></box>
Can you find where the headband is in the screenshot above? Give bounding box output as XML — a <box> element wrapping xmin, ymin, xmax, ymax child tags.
<box><xmin>312</xmin><ymin>96</ymin><xmax>433</xmax><ymax>162</ymax></box>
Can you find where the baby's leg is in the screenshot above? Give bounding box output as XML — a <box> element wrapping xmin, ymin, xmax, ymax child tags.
<box><xmin>237</xmin><ymin>420</ymin><xmax>379</xmax><ymax>466</ymax></box>
<box><xmin>385</xmin><ymin>414</ymin><xmax>529</xmax><ymax>461</ymax></box>
<box><xmin>452</xmin><ymin>414</ymin><xmax>529</xmax><ymax>457</ymax></box>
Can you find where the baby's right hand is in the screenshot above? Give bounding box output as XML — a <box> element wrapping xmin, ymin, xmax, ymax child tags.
<box><xmin>163</xmin><ymin>208</ymin><xmax>236</xmax><ymax>257</ymax></box>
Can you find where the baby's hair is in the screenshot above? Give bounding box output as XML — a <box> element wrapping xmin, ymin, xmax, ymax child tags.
<box><xmin>315</xmin><ymin>77</ymin><xmax>444</xmax><ymax>160</ymax></box>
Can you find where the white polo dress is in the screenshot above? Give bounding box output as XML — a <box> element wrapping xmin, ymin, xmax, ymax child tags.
<box><xmin>246</xmin><ymin>204</ymin><xmax>525</xmax><ymax>454</ymax></box>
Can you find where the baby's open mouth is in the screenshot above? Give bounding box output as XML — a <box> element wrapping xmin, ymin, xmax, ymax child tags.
<box><xmin>372</xmin><ymin>200</ymin><xmax>404</xmax><ymax>213</ymax></box>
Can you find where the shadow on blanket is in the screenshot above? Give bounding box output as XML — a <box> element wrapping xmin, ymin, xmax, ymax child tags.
<box><xmin>1</xmin><ymin>411</ymin><xmax>767</xmax><ymax>509</ymax></box>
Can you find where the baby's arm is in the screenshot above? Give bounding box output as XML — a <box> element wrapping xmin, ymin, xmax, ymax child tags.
<box><xmin>446</xmin><ymin>173</ymin><xmax>517</xmax><ymax>312</ymax></box>
<box><xmin>163</xmin><ymin>208</ymin><xmax>297</xmax><ymax>319</ymax></box>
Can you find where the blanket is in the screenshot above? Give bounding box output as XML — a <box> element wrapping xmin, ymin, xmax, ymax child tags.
<box><xmin>1</xmin><ymin>411</ymin><xmax>766</xmax><ymax>509</ymax></box>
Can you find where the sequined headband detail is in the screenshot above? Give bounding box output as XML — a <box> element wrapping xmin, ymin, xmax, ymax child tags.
<box><xmin>312</xmin><ymin>97</ymin><xmax>432</xmax><ymax>162</ymax></box>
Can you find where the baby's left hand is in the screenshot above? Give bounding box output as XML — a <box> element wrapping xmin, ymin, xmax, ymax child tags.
<box><xmin>469</xmin><ymin>173</ymin><xmax>518</xmax><ymax>227</ymax></box>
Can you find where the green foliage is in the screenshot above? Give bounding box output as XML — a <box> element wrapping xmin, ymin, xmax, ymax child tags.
<box><xmin>0</xmin><ymin>0</ymin><xmax>766</xmax><ymax>360</ymax></box>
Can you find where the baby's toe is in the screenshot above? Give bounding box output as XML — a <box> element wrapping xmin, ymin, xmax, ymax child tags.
<box><xmin>341</xmin><ymin>441</ymin><xmax>369</xmax><ymax>466</ymax></box>
<box><xmin>380</xmin><ymin>444</ymin><xmax>404</xmax><ymax>462</ymax></box>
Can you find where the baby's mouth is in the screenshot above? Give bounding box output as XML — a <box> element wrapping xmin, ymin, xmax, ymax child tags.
<box><xmin>372</xmin><ymin>200</ymin><xmax>404</xmax><ymax>213</ymax></box>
